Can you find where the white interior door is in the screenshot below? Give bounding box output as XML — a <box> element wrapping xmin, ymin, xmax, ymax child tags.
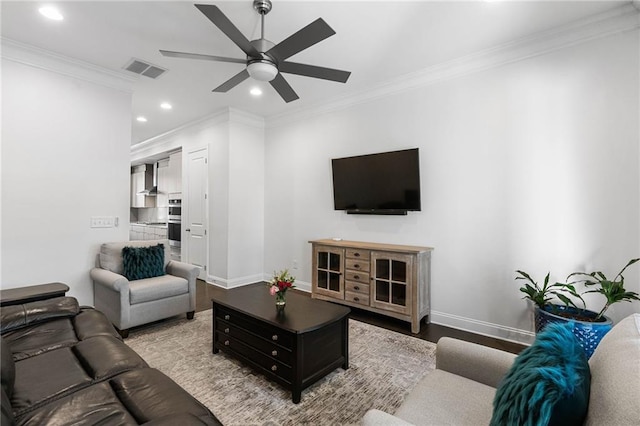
<box><xmin>185</xmin><ymin>147</ymin><xmax>208</xmax><ymax>280</ymax></box>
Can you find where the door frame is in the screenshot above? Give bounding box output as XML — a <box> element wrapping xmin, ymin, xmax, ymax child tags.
<box><xmin>183</xmin><ymin>145</ymin><xmax>209</xmax><ymax>280</ymax></box>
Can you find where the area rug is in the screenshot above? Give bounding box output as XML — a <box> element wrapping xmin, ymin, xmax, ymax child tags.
<box><xmin>126</xmin><ymin>313</ymin><xmax>436</xmax><ymax>425</ymax></box>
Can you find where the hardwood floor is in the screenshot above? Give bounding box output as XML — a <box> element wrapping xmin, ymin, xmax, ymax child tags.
<box><xmin>196</xmin><ymin>280</ymin><xmax>526</xmax><ymax>354</ymax></box>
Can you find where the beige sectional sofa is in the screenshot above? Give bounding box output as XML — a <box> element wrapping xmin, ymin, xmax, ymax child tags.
<box><xmin>363</xmin><ymin>313</ymin><xmax>640</xmax><ymax>426</ymax></box>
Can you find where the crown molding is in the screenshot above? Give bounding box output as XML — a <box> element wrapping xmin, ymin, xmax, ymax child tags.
<box><xmin>132</xmin><ymin>107</ymin><xmax>265</xmax><ymax>159</ymax></box>
<box><xmin>266</xmin><ymin>3</ymin><xmax>640</xmax><ymax>129</ymax></box>
<box><xmin>1</xmin><ymin>38</ymin><xmax>136</xmax><ymax>93</ymax></box>
<box><xmin>228</xmin><ymin>107</ymin><xmax>266</xmax><ymax>130</ymax></box>
<box><xmin>131</xmin><ymin>108</ymin><xmax>231</xmax><ymax>161</ymax></box>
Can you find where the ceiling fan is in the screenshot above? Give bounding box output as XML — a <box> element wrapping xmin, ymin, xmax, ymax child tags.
<box><xmin>160</xmin><ymin>1</ymin><xmax>351</xmax><ymax>103</ymax></box>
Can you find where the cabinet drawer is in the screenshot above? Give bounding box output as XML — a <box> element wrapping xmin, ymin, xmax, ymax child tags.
<box><xmin>215</xmin><ymin>320</ymin><xmax>292</xmax><ymax>365</ymax></box>
<box><xmin>345</xmin><ymin>258</ymin><xmax>370</xmax><ymax>273</ymax></box>
<box><xmin>215</xmin><ymin>332</ymin><xmax>292</xmax><ymax>382</ymax></box>
<box><xmin>345</xmin><ymin>291</ymin><xmax>369</xmax><ymax>306</ymax></box>
<box><xmin>345</xmin><ymin>270</ymin><xmax>369</xmax><ymax>284</ymax></box>
<box><xmin>345</xmin><ymin>281</ymin><xmax>369</xmax><ymax>295</ymax></box>
<box><xmin>215</xmin><ymin>306</ymin><xmax>294</xmax><ymax>349</ymax></box>
<box><xmin>346</xmin><ymin>249</ymin><xmax>370</xmax><ymax>261</ymax></box>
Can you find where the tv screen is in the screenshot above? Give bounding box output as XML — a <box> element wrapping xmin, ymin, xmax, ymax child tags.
<box><xmin>331</xmin><ymin>148</ymin><xmax>421</xmax><ymax>215</ymax></box>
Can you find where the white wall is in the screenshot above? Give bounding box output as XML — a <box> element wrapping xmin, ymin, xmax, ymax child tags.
<box><xmin>1</xmin><ymin>57</ymin><xmax>132</xmax><ymax>305</ymax></box>
<box><xmin>264</xmin><ymin>30</ymin><xmax>640</xmax><ymax>343</ymax></box>
<box><xmin>130</xmin><ymin>109</ymin><xmax>265</xmax><ymax>287</ymax></box>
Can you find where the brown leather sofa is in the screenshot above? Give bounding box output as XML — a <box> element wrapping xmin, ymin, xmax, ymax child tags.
<box><xmin>0</xmin><ymin>289</ymin><xmax>222</xmax><ymax>425</ymax></box>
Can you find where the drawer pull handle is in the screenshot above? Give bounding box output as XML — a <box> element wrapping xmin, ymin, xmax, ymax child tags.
<box><xmin>354</xmin><ymin>275</ymin><xmax>360</xmax><ymax>280</ymax></box>
<box><xmin>224</xmin><ymin>340</ymin><xmax>230</xmax><ymax>346</ymax></box>
<box><xmin>271</xmin><ymin>365</ymin><xmax>278</xmax><ymax>372</ymax></box>
<box><xmin>224</xmin><ymin>314</ymin><xmax>230</xmax><ymax>321</ymax></box>
<box><xmin>224</xmin><ymin>328</ymin><xmax>230</xmax><ymax>334</ymax></box>
<box><xmin>354</xmin><ymin>253</ymin><xmax>360</xmax><ymax>257</ymax></box>
<box><xmin>272</xmin><ymin>334</ymin><xmax>278</xmax><ymax>341</ymax></box>
<box><xmin>354</xmin><ymin>264</ymin><xmax>360</xmax><ymax>269</ymax></box>
<box><xmin>354</xmin><ymin>297</ymin><xmax>360</xmax><ymax>302</ymax></box>
<box><xmin>354</xmin><ymin>285</ymin><xmax>360</xmax><ymax>291</ymax></box>
<box><xmin>272</xmin><ymin>350</ymin><xmax>278</xmax><ymax>356</ymax></box>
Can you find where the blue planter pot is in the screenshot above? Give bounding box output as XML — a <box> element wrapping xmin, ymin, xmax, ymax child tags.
<box><xmin>534</xmin><ymin>305</ymin><xmax>612</xmax><ymax>359</ymax></box>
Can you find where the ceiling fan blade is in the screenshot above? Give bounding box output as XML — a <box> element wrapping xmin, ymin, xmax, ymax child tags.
<box><xmin>270</xmin><ymin>74</ymin><xmax>299</xmax><ymax>103</ymax></box>
<box><xmin>279</xmin><ymin>61</ymin><xmax>351</xmax><ymax>83</ymax></box>
<box><xmin>160</xmin><ymin>50</ymin><xmax>246</xmax><ymax>64</ymax></box>
<box><xmin>195</xmin><ymin>4</ymin><xmax>260</xmax><ymax>57</ymax></box>
<box><xmin>213</xmin><ymin>69</ymin><xmax>250</xmax><ymax>93</ymax></box>
<box><xmin>267</xmin><ymin>18</ymin><xmax>335</xmax><ymax>62</ymax></box>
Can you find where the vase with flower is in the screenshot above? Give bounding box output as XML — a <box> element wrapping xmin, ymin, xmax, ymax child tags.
<box><xmin>269</xmin><ymin>269</ymin><xmax>296</xmax><ymax>311</ymax></box>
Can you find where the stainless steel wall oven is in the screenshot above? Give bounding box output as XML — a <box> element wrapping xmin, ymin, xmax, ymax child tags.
<box><xmin>167</xmin><ymin>196</ymin><xmax>182</xmax><ymax>261</ymax></box>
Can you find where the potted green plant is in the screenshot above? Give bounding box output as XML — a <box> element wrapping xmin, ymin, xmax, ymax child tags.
<box><xmin>516</xmin><ymin>258</ymin><xmax>640</xmax><ymax>358</ymax></box>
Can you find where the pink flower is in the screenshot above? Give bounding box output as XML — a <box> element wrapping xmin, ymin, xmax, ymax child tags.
<box><xmin>269</xmin><ymin>286</ymin><xmax>278</xmax><ymax>296</ymax></box>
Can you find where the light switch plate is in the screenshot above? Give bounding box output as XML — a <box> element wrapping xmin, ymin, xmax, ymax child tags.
<box><xmin>90</xmin><ymin>216</ymin><xmax>115</xmax><ymax>228</ymax></box>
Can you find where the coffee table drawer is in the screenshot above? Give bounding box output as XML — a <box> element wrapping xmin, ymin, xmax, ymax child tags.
<box><xmin>215</xmin><ymin>319</ymin><xmax>293</xmax><ymax>365</ymax></box>
<box><xmin>216</xmin><ymin>332</ymin><xmax>292</xmax><ymax>382</ymax></box>
<box><xmin>216</xmin><ymin>306</ymin><xmax>294</xmax><ymax>349</ymax></box>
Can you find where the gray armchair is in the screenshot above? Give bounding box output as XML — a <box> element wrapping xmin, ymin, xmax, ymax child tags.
<box><xmin>90</xmin><ymin>239</ymin><xmax>200</xmax><ymax>338</ymax></box>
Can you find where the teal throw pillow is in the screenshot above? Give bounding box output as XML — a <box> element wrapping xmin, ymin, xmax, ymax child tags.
<box><xmin>490</xmin><ymin>321</ymin><xmax>591</xmax><ymax>426</ymax></box>
<box><xmin>122</xmin><ymin>244</ymin><xmax>165</xmax><ymax>281</ymax></box>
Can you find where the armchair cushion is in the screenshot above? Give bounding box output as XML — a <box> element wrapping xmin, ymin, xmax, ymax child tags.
<box><xmin>129</xmin><ymin>275</ymin><xmax>189</xmax><ymax>305</ymax></box>
<box><xmin>122</xmin><ymin>244</ymin><xmax>165</xmax><ymax>281</ymax></box>
<box><xmin>490</xmin><ymin>322</ymin><xmax>590</xmax><ymax>426</ymax></box>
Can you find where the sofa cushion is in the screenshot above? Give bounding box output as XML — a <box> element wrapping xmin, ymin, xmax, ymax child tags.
<box><xmin>99</xmin><ymin>240</ymin><xmax>170</xmax><ymax>276</ymax></box>
<box><xmin>110</xmin><ymin>368</ymin><xmax>219</xmax><ymax>425</ymax></box>
<box><xmin>491</xmin><ymin>322</ymin><xmax>590</xmax><ymax>426</ymax></box>
<box><xmin>394</xmin><ymin>369</ymin><xmax>496</xmax><ymax>426</ymax></box>
<box><xmin>73</xmin><ymin>335</ymin><xmax>148</xmax><ymax>381</ymax></box>
<box><xmin>585</xmin><ymin>313</ymin><xmax>640</xmax><ymax>426</ymax></box>
<box><xmin>1</xmin><ymin>336</ymin><xmax>15</xmax><ymax>399</ymax></box>
<box><xmin>122</xmin><ymin>244</ymin><xmax>166</xmax><ymax>281</ymax></box>
<box><xmin>14</xmin><ymin>381</ymin><xmax>138</xmax><ymax>426</ymax></box>
<box><xmin>129</xmin><ymin>275</ymin><xmax>189</xmax><ymax>305</ymax></box>
<box><xmin>11</xmin><ymin>347</ymin><xmax>92</xmax><ymax>415</ymax></box>
<box><xmin>0</xmin><ymin>297</ymin><xmax>79</xmax><ymax>334</ymax></box>
<box><xmin>2</xmin><ymin>317</ymin><xmax>78</xmax><ymax>361</ymax></box>
<box><xmin>73</xmin><ymin>308</ymin><xmax>121</xmax><ymax>341</ymax></box>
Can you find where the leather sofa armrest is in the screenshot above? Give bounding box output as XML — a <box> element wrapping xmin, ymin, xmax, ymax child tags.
<box><xmin>0</xmin><ymin>282</ymin><xmax>69</xmax><ymax>307</ymax></box>
<box><xmin>90</xmin><ymin>268</ymin><xmax>130</xmax><ymax>292</ymax></box>
<box><xmin>435</xmin><ymin>337</ymin><xmax>516</xmax><ymax>388</ymax></box>
<box><xmin>362</xmin><ymin>409</ymin><xmax>415</xmax><ymax>426</ymax></box>
<box><xmin>166</xmin><ymin>261</ymin><xmax>200</xmax><ymax>282</ymax></box>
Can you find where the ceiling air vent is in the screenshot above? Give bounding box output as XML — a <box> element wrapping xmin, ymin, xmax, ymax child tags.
<box><xmin>124</xmin><ymin>58</ymin><xmax>167</xmax><ymax>79</ymax></box>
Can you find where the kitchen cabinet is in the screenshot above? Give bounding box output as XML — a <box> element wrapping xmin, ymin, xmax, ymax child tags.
<box><xmin>168</xmin><ymin>151</ymin><xmax>182</xmax><ymax>195</ymax></box>
<box><xmin>156</xmin><ymin>159</ymin><xmax>170</xmax><ymax>207</ymax></box>
<box><xmin>131</xmin><ymin>164</ymin><xmax>155</xmax><ymax>208</ymax></box>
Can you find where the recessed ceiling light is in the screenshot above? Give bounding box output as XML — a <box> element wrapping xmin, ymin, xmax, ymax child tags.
<box><xmin>39</xmin><ymin>6</ymin><xmax>64</xmax><ymax>21</ymax></box>
<box><xmin>136</xmin><ymin>116</ymin><xmax>147</xmax><ymax>122</ymax></box>
<box><xmin>160</xmin><ymin>102</ymin><xmax>172</xmax><ymax>110</ymax></box>
<box><xmin>250</xmin><ymin>87</ymin><xmax>262</xmax><ymax>96</ymax></box>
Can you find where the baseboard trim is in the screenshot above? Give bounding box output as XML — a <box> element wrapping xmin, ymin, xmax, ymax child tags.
<box><xmin>430</xmin><ymin>311</ymin><xmax>534</xmax><ymax>345</ymax></box>
<box><xmin>206</xmin><ymin>273</ymin><xmax>265</xmax><ymax>289</ymax></box>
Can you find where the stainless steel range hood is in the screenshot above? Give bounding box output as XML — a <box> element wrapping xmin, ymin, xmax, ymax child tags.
<box><xmin>136</xmin><ymin>163</ymin><xmax>157</xmax><ymax>196</ymax></box>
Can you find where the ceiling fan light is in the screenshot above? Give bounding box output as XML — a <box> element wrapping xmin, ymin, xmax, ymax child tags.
<box><xmin>247</xmin><ymin>61</ymin><xmax>278</xmax><ymax>82</ymax></box>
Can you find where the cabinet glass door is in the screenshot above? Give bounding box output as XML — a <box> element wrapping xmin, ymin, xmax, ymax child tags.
<box><xmin>313</xmin><ymin>246</ymin><xmax>344</xmax><ymax>299</ymax></box>
<box><xmin>371</xmin><ymin>252</ymin><xmax>412</xmax><ymax>314</ymax></box>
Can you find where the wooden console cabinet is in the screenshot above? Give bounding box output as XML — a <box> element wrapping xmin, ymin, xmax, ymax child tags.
<box><xmin>310</xmin><ymin>239</ymin><xmax>433</xmax><ymax>333</ymax></box>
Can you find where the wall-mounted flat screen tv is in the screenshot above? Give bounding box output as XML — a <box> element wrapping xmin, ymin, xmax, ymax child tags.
<box><xmin>331</xmin><ymin>148</ymin><xmax>421</xmax><ymax>215</ymax></box>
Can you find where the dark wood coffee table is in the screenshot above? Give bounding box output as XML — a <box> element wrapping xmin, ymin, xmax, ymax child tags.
<box><xmin>212</xmin><ymin>283</ymin><xmax>350</xmax><ymax>403</ymax></box>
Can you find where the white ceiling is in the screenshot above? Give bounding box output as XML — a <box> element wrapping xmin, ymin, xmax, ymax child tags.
<box><xmin>1</xmin><ymin>1</ymin><xmax>628</xmax><ymax>145</ymax></box>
